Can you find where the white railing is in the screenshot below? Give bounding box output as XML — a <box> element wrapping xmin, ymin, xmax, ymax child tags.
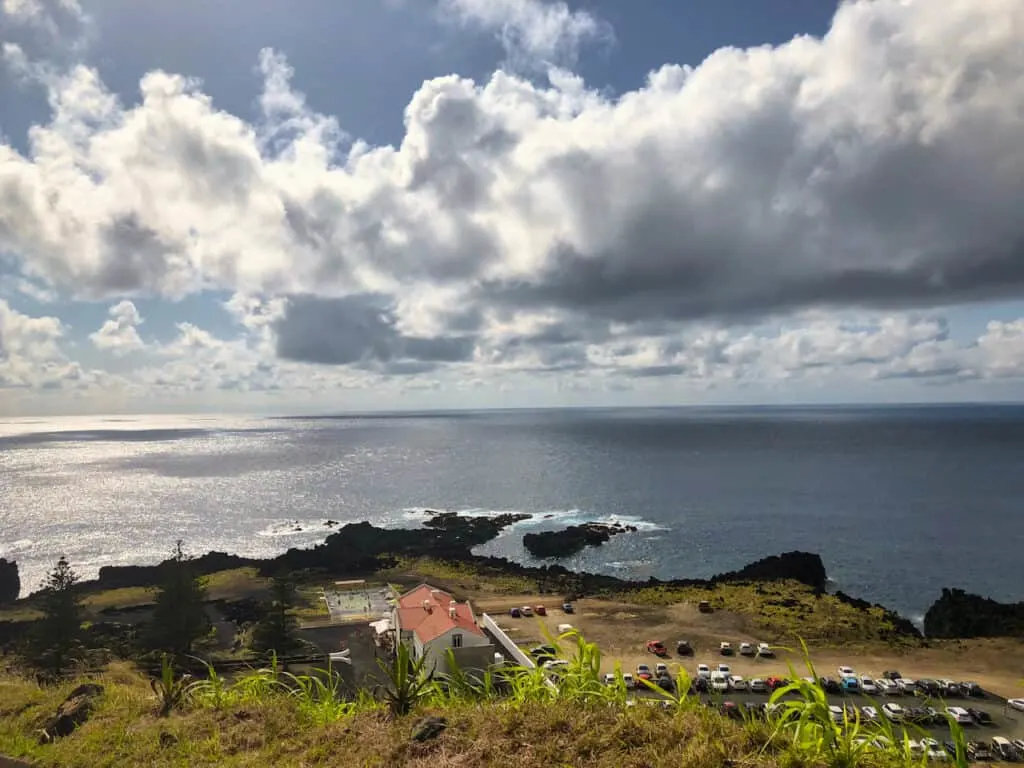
<box><xmin>480</xmin><ymin>613</ymin><xmax>535</xmax><ymax>668</ymax></box>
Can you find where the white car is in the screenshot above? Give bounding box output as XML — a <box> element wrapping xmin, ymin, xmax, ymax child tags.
<box><xmin>946</xmin><ymin>707</ymin><xmax>972</xmax><ymax>724</ymax></box>
<box><xmin>749</xmin><ymin>678</ymin><xmax>767</xmax><ymax>693</ymax></box>
<box><xmin>875</xmin><ymin>679</ymin><xmax>899</xmax><ymax>696</ymax></box>
<box><xmin>655</xmin><ymin>662</ymin><xmax>668</xmax><ymax>676</ymax></box>
<box><xmin>757</xmin><ymin>642</ymin><xmax>773</xmax><ymax>657</ymax></box>
<box><xmin>896</xmin><ymin>678</ymin><xmax>917</xmax><ymax>694</ymax></box>
<box><xmin>1008</xmin><ymin>699</ymin><xmax>1024</xmax><ymax>713</ymax></box>
<box><xmin>838</xmin><ymin>665</ymin><xmax>856</xmax><ymax>679</ymax></box>
<box><xmin>717</xmin><ymin>663</ymin><xmax>731</xmax><ymax>675</ymax></box>
<box><xmin>861</xmin><ymin>706</ymin><xmax>879</xmax><ymax>722</ymax></box>
<box><xmin>710</xmin><ymin>672</ymin><xmax>729</xmax><ymax>692</ymax></box>
<box><xmin>739</xmin><ymin>642</ymin><xmax>755</xmax><ymax>656</ymax></box>
<box><xmin>829</xmin><ymin>705</ymin><xmax>844</xmax><ymax>723</ymax></box>
<box><xmin>621</xmin><ymin>673</ymin><xmax>635</xmax><ymax>689</ymax></box>
<box><xmin>728</xmin><ymin>675</ymin><xmax>747</xmax><ymax>691</ymax></box>
<box><xmin>860</xmin><ymin>677</ymin><xmax>878</xmax><ymax>694</ymax></box>
<box><xmin>697</xmin><ymin>664</ymin><xmax>711</xmax><ymax>679</ymax></box>
<box><xmin>923</xmin><ymin>738</ymin><xmax>948</xmax><ymax>762</ymax></box>
<box><xmin>602</xmin><ymin>673</ymin><xmax>617</xmax><ymax>685</ymax></box>
<box><xmin>882</xmin><ymin>703</ymin><xmax>905</xmax><ymax>722</ymax></box>
<box><xmin>543</xmin><ymin>659</ymin><xmax>569</xmax><ymax>670</ymax></box>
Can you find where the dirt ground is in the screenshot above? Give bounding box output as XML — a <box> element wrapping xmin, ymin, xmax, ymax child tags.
<box><xmin>472</xmin><ymin>594</ymin><xmax>1024</xmax><ymax>699</ymax></box>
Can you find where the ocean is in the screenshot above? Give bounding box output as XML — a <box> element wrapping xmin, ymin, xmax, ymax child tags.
<box><xmin>2</xmin><ymin>405</ymin><xmax>1023</xmax><ymax>621</ymax></box>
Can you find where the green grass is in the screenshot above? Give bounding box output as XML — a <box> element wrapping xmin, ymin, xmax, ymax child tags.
<box><xmin>0</xmin><ymin>634</ymin><xmax>933</xmax><ymax>768</ymax></box>
<box><xmin>617</xmin><ymin>580</ymin><xmax>921</xmax><ymax>646</ymax></box>
<box><xmin>202</xmin><ymin>568</ymin><xmax>270</xmax><ymax>601</ymax></box>
<box><xmin>81</xmin><ymin>586</ymin><xmax>157</xmax><ymax>612</ymax></box>
<box><xmin>379</xmin><ymin>557</ymin><xmax>539</xmax><ymax>595</ymax></box>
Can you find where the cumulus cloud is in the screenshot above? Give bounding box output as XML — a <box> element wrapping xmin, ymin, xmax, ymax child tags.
<box><xmin>1</xmin><ymin>0</ymin><xmax>1024</xmax><ymax>391</ymax></box>
<box><xmin>0</xmin><ymin>298</ymin><xmax>84</xmax><ymax>389</ymax></box>
<box><xmin>438</xmin><ymin>0</ymin><xmax>613</xmax><ymax>69</ymax></box>
<box><xmin>89</xmin><ymin>299</ymin><xmax>145</xmax><ymax>355</ymax></box>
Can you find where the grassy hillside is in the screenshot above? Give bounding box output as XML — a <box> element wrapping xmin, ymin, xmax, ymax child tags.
<box><xmin>0</xmin><ymin>633</ymin><xmax>962</xmax><ymax>768</ymax></box>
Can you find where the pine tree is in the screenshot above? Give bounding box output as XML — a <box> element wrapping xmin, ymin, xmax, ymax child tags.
<box><xmin>30</xmin><ymin>557</ymin><xmax>83</xmax><ymax>674</ymax></box>
<box><xmin>149</xmin><ymin>541</ymin><xmax>209</xmax><ymax>656</ymax></box>
<box><xmin>251</xmin><ymin>572</ymin><xmax>300</xmax><ymax>655</ymax></box>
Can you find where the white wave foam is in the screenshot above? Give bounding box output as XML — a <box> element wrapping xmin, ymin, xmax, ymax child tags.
<box><xmin>256</xmin><ymin>519</ymin><xmax>342</xmax><ymax>537</ymax></box>
<box><xmin>399</xmin><ymin>506</ymin><xmax>668</xmax><ymax>532</ymax></box>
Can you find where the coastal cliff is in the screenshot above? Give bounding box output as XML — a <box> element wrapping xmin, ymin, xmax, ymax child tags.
<box><xmin>522</xmin><ymin>522</ymin><xmax>638</xmax><ymax>558</ymax></box>
<box><xmin>0</xmin><ymin>559</ymin><xmax>19</xmax><ymax>604</ymax></box>
<box><xmin>924</xmin><ymin>588</ymin><xmax>1024</xmax><ymax>638</ymax></box>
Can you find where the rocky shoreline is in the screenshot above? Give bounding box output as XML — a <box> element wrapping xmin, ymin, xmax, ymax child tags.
<box><xmin>1</xmin><ymin>513</ymin><xmax>1019</xmax><ymax>640</ymax></box>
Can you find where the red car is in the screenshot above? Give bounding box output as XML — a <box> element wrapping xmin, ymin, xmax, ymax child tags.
<box><xmin>636</xmin><ymin>664</ymin><xmax>653</xmax><ymax>681</ymax></box>
<box><xmin>535</xmin><ymin>605</ymin><xmax>547</xmax><ymax>616</ymax></box>
<box><xmin>766</xmin><ymin>676</ymin><xmax>789</xmax><ymax>691</ymax></box>
<box><xmin>646</xmin><ymin>640</ymin><xmax>668</xmax><ymax>656</ymax></box>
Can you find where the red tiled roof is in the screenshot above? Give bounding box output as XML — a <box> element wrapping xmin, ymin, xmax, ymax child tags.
<box><xmin>396</xmin><ymin>584</ymin><xmax>484</xmax><ymax>644</ymax></box>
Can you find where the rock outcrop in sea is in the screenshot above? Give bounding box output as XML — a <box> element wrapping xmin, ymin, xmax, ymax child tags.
<box><xmin>923</xmin><ymin>588</ymin><xmax>1024</xmax><ymax>638</ymax></box>
<box><xmin>522</xmin><ymin>522</ymin><xmax>638</xmax><ymax>558</ymax></box>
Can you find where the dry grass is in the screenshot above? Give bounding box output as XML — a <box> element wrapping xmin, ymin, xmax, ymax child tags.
<box><xmin>0</xmin><ymin>665</ymin><xmax>797</xmax><ymax>768</ymax></box>
<box><xmin>380</xmin><ymin>558</ymin><xmax>539</xmax><ymax>597</ymax></box>
<box><xmin>203</xmin><ymin>568</ymin><xmax>270</xmax><ymax>601</ymax></box>
<box><xmin>81</xmin><ymin>586</ymin><xmax>157</xmax><ymax>613</ymax></box>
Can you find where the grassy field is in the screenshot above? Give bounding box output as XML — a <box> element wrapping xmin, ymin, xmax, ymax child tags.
<box><xmin>0</xmin><ymin>651</ymin><xmax>923</xmax><ymax>768</ymax></box>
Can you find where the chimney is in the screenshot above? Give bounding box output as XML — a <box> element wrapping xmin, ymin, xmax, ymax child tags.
<box><xmin>449</xmin><ymin>600</ymin><xmax>457</xmax><ymax>618</ymax></box>
<box><xmin>422</xmin><ymin>599</ymin><xmax>431</xmax><ymax>612</ymax></box>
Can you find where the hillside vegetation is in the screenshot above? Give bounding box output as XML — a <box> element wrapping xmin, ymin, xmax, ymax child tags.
<box><xmin>0</xmin><ymin>633</ymin><xmax>962</xmax><ymax>768</ymax></box>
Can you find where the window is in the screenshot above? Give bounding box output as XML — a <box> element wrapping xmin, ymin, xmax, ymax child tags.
<box><xmin>452</xmin><ymin>633</ymin><xmax>463</xmax><ymax>648</ymax></box>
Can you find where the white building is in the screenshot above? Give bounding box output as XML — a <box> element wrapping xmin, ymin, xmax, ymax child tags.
<box><xmin>392</xmin><ymin>584</ymin><xmax>493</xmax><ymax>676</ymax></box>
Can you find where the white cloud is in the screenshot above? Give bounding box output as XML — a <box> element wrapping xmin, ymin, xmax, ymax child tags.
<box><xmin>438</xmin><ymin>0</ymin><xmax>613</xmax><ymax>69</ymax></box>
<box><xmin>0</xmin><ymin>298</ymin><xmax>86</xmax><ymax>390</ymax></box>
<box><xmin>1</xmin><ymin>0</ymin><xmax>1024</xmax><ymax>402</ymax></box>
<box><xmin>89</xmin><ymin>299</ymin><xmax>144</xmax><ymax>355</ymax></box>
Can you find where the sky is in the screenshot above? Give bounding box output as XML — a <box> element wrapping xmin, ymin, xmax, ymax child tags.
<box><xmin>1</xmin><ymin>0</ymin><xmax>1023</xmax><ymax>416</ymax></box>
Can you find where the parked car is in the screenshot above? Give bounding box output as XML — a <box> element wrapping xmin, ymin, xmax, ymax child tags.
<box><xmin>921</xmin><ymin>738</ymin><xmax>948</xmax><ymax>762</ymax></box>
<box><xmin>739</xmin><ymin>642</ymin><xmax>755</xmax><ymax>656</ymax></box>
<box><xmin>882</xmin><ymin>670</ymin><xmax>903</xmax><ymax>681</ymax></box>
<box><xmin>646</xmin><ymin>640</ymin><xmax>668</xmax><ymax>656</ymax></box>
<box><xmin>696</xmin><ymin>664</ymin><xmax>711</xmax><ymax>679</ymax></box>
<box><xmin>692</xmin><ymin>677</ymin><xmax>709</xmax><ymax>693</ymax></box>
<box><xmin>860</xmin><ymin>677</ymin><xmax>878</xmax><ymax>694</ymax></box>
<box><xmin>636</xmin><ymin>664</ymin><xmax>653</xmax><ymax>681</ymax></box>
<box><xmin>655</xmin><ymin>674</ymin><xmax>675</xmax><ymax>693</ymax></box>
<box><xmin>861</xmin><ymin>706</ymin><xmax>879</xmax><ymax>722</ymax></box>
<box><xmin>520</xmin><ymin>606</ymin><xmax>533</xmax><ymax>617</ymax></box>
<box><xmin>698</xmin><ymin>600</ymin><xmax>712</xmax><ymax>613</ymax></box>
<box><xmin>602</xmin><ymin>672</ymin><xmax>617</xmax><ymax>685</ymax></box>
<box><xmin>828</xmin><ymin>705</ymin><xmax>844</xmax><ymax>723</ymax></box>
<box><xmin>749</xmin><ymin>678</ymin><xmax>768</xmax><ymax>693</ymax></box>
<box><xmin>756</xmin><ymin>642</ymin><xmax>774</xmax><ymax>657</ymax></box>
<box><xmin>743</xmin><ymin>702</ymin><xmax>762</xmax><ymax>718</ymax></box>
<box><xmin>717</xmin><ymin>663</ymin><xmax>731</xmax><ymax>675</ymax></box>
<box><xmin>562</xmin><ymin>602</ymin><xmax>574</xmax><ymax>614</ymax></box>
<box><xmin>531</xmin><ymin>644</ymin><xmax>557</xmax><ymax>657</ymax></box>
<box><xmin>509</xmin><ymin>607</ymin><xmax>521</xmax><ymax>618</ymax></box>
<box><xmin>819</xmin><ymin>677</ymin><xmax>841</xmax><ymax>694</ymax></box>
<box><xmin>882</xmin><ymin>703</ymin><xmax>905</xmax><ymax>722</ymax></box>
<box><xmin>841</xmin><ymin>677</ymin><xmax>860</xmax><ymax>693</ymax></box>
<box><xmin>720</xmin><ymin>641</ymin><xmax>734</xmax><ymax>656</ymax></box>
<box><xmin>939</xmin><ymin>680</ymin><xmax>962</xmax><ymax>697</ymax></box>
<box><xmin>655</xmin><ymin>662</ymin><xmax>669</xmax><ymax>676</ymax></box>
<box><xmin>710</xmin><ymin>673</ymin><xmax>730</xmax><ymax>693</ymax></box>
<box><xmin>946</xmin><ymin>707</ymin><xmax>972</xmax><ymax>724</ymax></box>
<box><xmin>967</xmin><ymin>708</ymin><xmax>992</xmax><ymax>726</ymax></box>
<box><xmin>875</xmin><ymin>679</ymin><xmax>899</xmax><ymax>696</ymax></box>
<box><xmin>1012</xmin><ymin>739</ymin><xmax>1024</xmax><ymax>755</ymax></box>
<box><xmin>728</xmin><ymin>675</ymin><xmax>747</xmax><ymax>692</ymax></box>
<box><xmin>1009</xmin><ymin>699</ymin><xmax>1024</xmax><ymax>712</ymax></box>
<box><xmin>621</xmin><ymin>672</ymin><xmax>635</xmax><ymax>689</ymax></box>
<box><xmin>896</xmin><ymin>678</ymin><xmax>917</xmax><ymax>695</ymax></box>
<box><xmin>542</xmin><ymin>659</ymin><xmax>568</xmax><ymax>670</ymax></box>
<box><xmin>535</xmin><ymin>605</ymin><xmax>547</xmax><ymax>616</ymax></box>
<box><xmin>968</xmin><ymin>741</ymin><xmax>994</xmax><ymax>762</ymax></box>
<box><xmin>917</xmin><ymin>679</ymin><xmax>941</xmax><ymax>696</ymax></box>
<box><xmin>766</xmin><ymin>676</ymin><xmax>789</xmax><ymax>691</ymax></box>
<box><xmin>992</xmin><ymin>737</ymin><xmax>1016</xmax><ymax>762</ymax></box>
<box><xmin>676</xmin><ymin>640</ymin><xmax>693</xmax><ymax>656</ymax></box>
<box><xmin>922</xmin><ymin>706</ymin><xmax>942</xmax><ymax>724</ymax></box>
<box><xmin>960</xmin><ymin>682</ymin><xmax>984</xmax><ymax>698</ymax></box>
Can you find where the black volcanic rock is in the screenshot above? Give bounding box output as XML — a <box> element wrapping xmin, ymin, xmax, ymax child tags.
<box><xmin>94</xmin><ymin>552</ymin><xmax>257</xmax><ymax>591</ymax></box>
<box><xmin>924</xmin><ymin>588</ymin><xmax>1024</xmax><ymax>638</ymax></box>
<box><xmin>522</xmin><ymin>523</ymin><xmax>637</xmax><ymax>559</ymax></box>
<box><xmin>711</xmin><ymin>551</ymin><xmax>827</xmax><ymax>592</ymax></box>
<box><xmin>0</xmin><ymin>558</ymin><xmax>19</xmax><ymax>603</ymax></box>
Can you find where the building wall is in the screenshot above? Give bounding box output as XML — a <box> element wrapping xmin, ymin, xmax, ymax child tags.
<box><xmin>421</xmin><ymin>626</ymin><xmax>492</xmax><ymax>676</ymax></box>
